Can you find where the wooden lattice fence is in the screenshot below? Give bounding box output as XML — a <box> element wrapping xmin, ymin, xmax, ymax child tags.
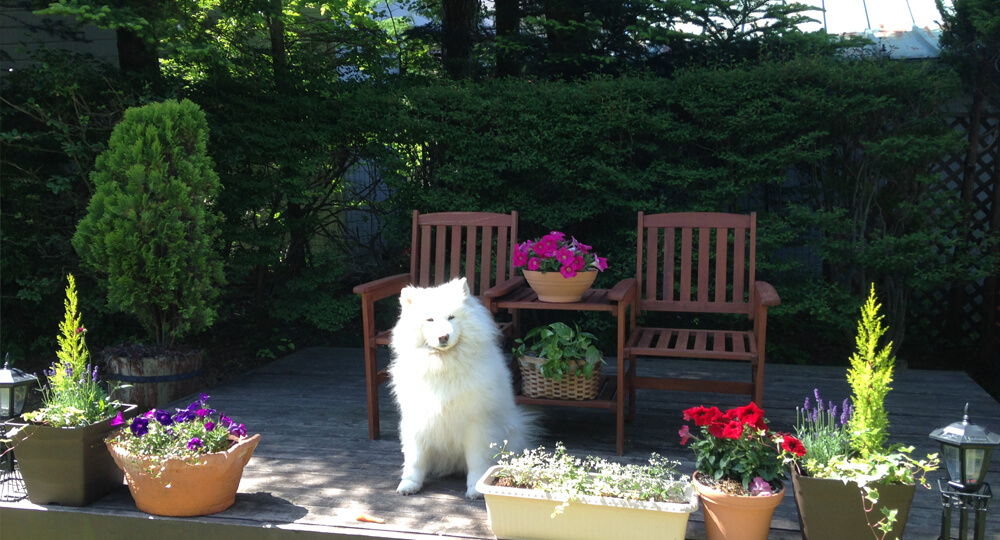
<box><xmin>911</xmin><ymin>113</ymin><xmax>999</xmax><ymax>360</ymax></box>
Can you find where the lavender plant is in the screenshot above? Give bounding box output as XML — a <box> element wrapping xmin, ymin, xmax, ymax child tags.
<box><xmin>794</xmin><ymin>389</ymin><xmax>853</xmax><ymax>473</ymax></box>
<box><xmin>21</xmin><ymin>274</ymin><xmax>121</xmax><ymax>427</ymax></box>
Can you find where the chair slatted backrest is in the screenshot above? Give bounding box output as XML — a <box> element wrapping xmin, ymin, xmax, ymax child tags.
<box><xmin>411</xmin><ymin>211</ymin><xmax>518</xmax><ymax>298</ymax></box>
<box><xmin>636</xmin><ymin>212</ymin><xmax>756</xmax><ymax>316</ymax></box>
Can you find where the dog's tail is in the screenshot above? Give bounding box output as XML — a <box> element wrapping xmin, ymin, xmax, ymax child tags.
<box><xmin>498</xmin><ymin>406</ymin><xmax>544</xmax><ymax>458</ymax></box>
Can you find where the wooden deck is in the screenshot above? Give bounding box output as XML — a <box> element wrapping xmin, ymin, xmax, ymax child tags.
<box><xmin>3</xmin><ymin>347</ymin><xmax>999</xmax><ymax>539</ymax></box>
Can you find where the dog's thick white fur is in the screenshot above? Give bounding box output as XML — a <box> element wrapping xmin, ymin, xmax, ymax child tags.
<box><xmin>388</xmin><ymin>277</ymin><xmax>533</xmax><ymax>499</ymax></box>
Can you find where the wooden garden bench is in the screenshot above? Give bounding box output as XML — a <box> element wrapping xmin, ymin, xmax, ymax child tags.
<box><xmin>615</xmin><ymin>211</ymin><xmax>780</xmax><ymax>408</ymax></box>
<box><xmin>352</xmin><ymin>210</ymin><xmax>520</xmax><ymax>440</ymax></box>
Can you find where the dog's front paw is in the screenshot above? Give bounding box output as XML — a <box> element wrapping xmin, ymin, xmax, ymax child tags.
<box><xmin>396</xmin><ymin>479</ymin><xmax>423</xmax><ymax>496</ymax></box>
<box><xmin>465</xmin><ymin>485</ymin><xmax>482</xmax><ymax>500</ymax></box>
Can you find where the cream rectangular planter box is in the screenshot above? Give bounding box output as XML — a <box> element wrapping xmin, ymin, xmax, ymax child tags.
<box><xmin>475</xmin><ymin>465</ymin><xmax>698</xmax><ymax>540</ymax></box>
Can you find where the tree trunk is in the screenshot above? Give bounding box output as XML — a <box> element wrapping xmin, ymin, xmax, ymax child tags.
<box><xmin>442</xmin><ymin>0</ymin><xmax>479</xmax><ymax>79</ymax></box>
<box><xmin>495</xmin><ymin>0</ymin><xmax>520</xmax><ymax>77</ymax></box>
<box><xmin>269</xmin><ymin>0</ymin><xmax>290</xmax><ymax>90</ymax></box>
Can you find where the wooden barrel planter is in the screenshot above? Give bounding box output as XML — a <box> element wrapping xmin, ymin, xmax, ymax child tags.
<box><xmin>102</xmin><ymin>347</ymin><xmax>204</xmax><ymax>411</ymax></box>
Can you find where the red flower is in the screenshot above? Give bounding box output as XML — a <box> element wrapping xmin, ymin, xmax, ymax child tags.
<box><xmin>720</xmin><ymin>418</ymin><xmax>744</xmax><ymax>439</ymax></box>
<box><xmin>782</xmin><ymin>436</ymin><xmax>807</xmax><ymax>457</ymax></box>
<box><xmin>683</xmin><ymin>406</ymin><xmax>723</xmax><ymax>427</ymax></box>
<box><xmin>732</xmin><ymin>402</ymin><xmax>768</xmax><ymax>431</ymax></box>
<box><xmin>678</xmin><ymin>425</ymin><xmax>691</xmax><ymax>445</ymax></box>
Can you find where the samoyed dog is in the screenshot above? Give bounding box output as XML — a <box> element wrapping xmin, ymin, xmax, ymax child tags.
<box><xmin>388</xmin><ymin>277</ymin><xmax>534</xmax><ymax>499</ymax></box>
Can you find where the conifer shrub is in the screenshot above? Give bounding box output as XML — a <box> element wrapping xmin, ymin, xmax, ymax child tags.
<box><xmin>73</xmin><ymin>99</ymin><xmax>225</xmax><ymax>348</ymax></box>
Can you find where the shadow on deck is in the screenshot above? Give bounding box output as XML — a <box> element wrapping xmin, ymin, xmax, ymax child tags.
<box><xmin>3</xmin><ymin>347</ymin><xmax>999</xmax><ymax>539</ymax></box>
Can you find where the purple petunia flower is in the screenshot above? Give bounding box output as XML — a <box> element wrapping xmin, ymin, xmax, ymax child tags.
<box><xmin>196</xmin><ymin>408</ymin><xmax>210</xmax><ymax>418</ymax></box>
<box><xmin>130</xmin><ymin>417</ymin><xmax>149</xmax><ymax>437</ymax></box>
<box><xmin>749</xmin><ymin>477</ymin><xmax>773</xmax><ymax>496</ymax></box>
<box><xmin>187</xmin><ymin>437</ymin><xmax>203</xmax><ymax>450</ymax></box>
<box><xmin>205</xmin><ymin>421</ymin><xmax>215</xmax><ymax>432</ymax></box>
<box><xmin>155</xmin><ymin>409</ymin><xmax>174</xmax><ymax>426</ymax></box>
<box><xmin>228</xmin><ymin>423</ymin><xmax>247</xmax><ymax>438</ymax></box>
<box><xmin>174</xmin><ymin>409</ymin><xmax>195</xmax><ymax>423</ymax></box>
<box><xmin>219</xmin><ymin>414</ymin><xmax>233</xmax><ymax>427</ymax></box>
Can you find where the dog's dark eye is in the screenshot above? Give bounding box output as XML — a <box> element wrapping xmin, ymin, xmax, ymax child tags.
<box><xmin>426</xmin><ymin>318</ymin><xmax>434</xmax><ymax>322</ymax></box>
<box><xmin>448</xmin><ymin>315</ymin><xmax>455</xmax><ymax>320</ymax></box>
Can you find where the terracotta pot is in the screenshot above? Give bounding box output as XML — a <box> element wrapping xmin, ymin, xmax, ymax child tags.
<box><xmin>693</xmin><ymin>472</ymin><xmax>784</xmax><ymax>540</ymax></box>
<box><xmin>523</xmin><ymin>270</ymin><xmax>598</xmax><ymax>303</ymax></box>
<box><xmin>476</xmin><ymin>465</ymin><xmax>699</xmax><ymax>540</ymax></box>
<box><xmin>107</xmin><ymin>433</ymin><xmax>261</xmax><ymax>516</ymax></box>
<box><xmin>103</xmin><ymin>350</ymin><xmax>203</xmax><ymax>411</ymax></box>
<box><xmin>790</xmin><ymin>467</ymin><xmax>916</xmax><ymax>540</ymax></box>
<box><xmin>11</xmin><ymin>405</ymin><xmax>138</xmax><ymax>506</ymax></box>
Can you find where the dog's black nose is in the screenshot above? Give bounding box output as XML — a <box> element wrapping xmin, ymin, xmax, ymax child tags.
<box><xmin>438</xmin><ymin>334</ymin><xmax>449</xmax><ymax>345</ymax></box>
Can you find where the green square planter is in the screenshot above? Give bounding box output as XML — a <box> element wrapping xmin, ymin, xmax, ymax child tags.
<box><xmin>11</xmin><ymin>405</ymin><xmax>137</xmax><ymax>506</ymax></box>
<box><xmin>790</xmin><ymin>467</ymin><xmax>916</xmax><ymax>540</ymax></box>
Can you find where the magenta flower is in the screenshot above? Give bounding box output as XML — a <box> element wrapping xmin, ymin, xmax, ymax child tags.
<box><xmin>594</xmin><ymin>256</ymin><xmax>608</xmax><ymax>271</ymax></box>
<box><xmin>749</xmin><ymin>477</ymin><xmax>773</xmax><ymax>496</ymax></box>
<box><xmin>512</xmin><ymin>250</ymin><xmax>528</xmax><ymax>267</ymax></box>
<box><xmin>678</xmin><ymin>425</ymin><xmax>691</xmax><ymax>445</ymax></box>
<box><xmin>527</xmin><ymin>258</ymin><xmax>541</xmax><ymax>271</ymax></box>
<box><xmin>555</xmin><ymin>247</ymin><xmax>575</xmax><ymax>265</ymax></box>
<box><xmin>205</xmin><ymin>421</ymin><xmax>216</xmax><ymax>432</ymax></box>
<box><xmin>571</xmin><ymin>256</ymin><xmax>586</xmax><ymax>271</ymax></box>
<box><xmin>187</xmin><ymin>437</ymin><xmax>203</xmax><ymax>450</ymax></box>
<box><xmin>560</xmin><ymin>265</ymin><xmax>577</xmax><ymax>278</ymax></box>
<box><xmin>110</xmin><ymin>412</ymin><xmax>125</xmax><ymax>427</ymax></box>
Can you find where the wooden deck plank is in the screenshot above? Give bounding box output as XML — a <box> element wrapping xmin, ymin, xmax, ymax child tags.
<box><xmin>2</xmin><ymin>347</ymin><xmax>998</xmax><ymax>540</ymax></box>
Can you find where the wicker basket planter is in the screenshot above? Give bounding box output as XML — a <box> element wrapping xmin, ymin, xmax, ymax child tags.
<box><xmin>518</xmin><ymin>355</ymin><xmax>602</xmax><ymax>400</ymax></box>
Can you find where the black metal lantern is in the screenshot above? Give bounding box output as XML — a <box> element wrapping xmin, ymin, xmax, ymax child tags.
<box><xmin>0</xmin><ymin>359</ymin><xmax>37</xmax><ymax>419</ymax></box>
<box><xmin>930</xmin><ymin>403</ymin><xmax>1000</xmax><ymax>493</ymax></box>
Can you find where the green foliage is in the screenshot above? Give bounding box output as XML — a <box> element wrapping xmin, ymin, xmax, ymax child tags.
<box><xmin>846</xmin><ymin>286</ymin><xmax>894</xmax><ymax>458</ymax></box>
<box><xmin>21</xmin><ymin>275</ymin><xmax>121</xmax><ymax>427</ymax></box>
<box><xmin>0</xmin><ymin>48</ymin><xmax>147</xmax><ymax>357</ymax></box>
<box><xmin>513</xmin><ymin>322</ymin><xmax>604</xmax><ymax>381</ymax></box>
<box><xmin>73</xmin><ymin>99</ymin><xmax>226</xmax><ymax>348</ymax></box>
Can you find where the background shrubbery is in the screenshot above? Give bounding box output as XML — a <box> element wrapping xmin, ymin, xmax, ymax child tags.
<box><xmin>2</xmin><ymin>0</ymin><xmax>997</xmax><ymax>397</ymax></box>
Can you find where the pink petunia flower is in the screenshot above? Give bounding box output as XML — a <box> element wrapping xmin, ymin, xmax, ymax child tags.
<box><xmin>679</xmin><ymin>425</ymin><xmax>691</xmax><ymax>445</ymax></box>
<box><xmin>560</xmin><ymin>265</ymin><xmax>577</xmax><ymax>278</ymax></box>
<box><xmin>527</xmin><ymin>258</ymin><xmax>541</xmax><ymax>271</ymax></box>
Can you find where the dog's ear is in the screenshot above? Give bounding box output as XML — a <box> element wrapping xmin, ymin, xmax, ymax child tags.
<box><xmin>400</xmin><ymin>286</ymin><xmax>416</xmax><ymax>308</ymax></box>
<box><xmin>456</xmin><ymin>277</ymin><xmax>470</xmax><ymax>296</ymax></box>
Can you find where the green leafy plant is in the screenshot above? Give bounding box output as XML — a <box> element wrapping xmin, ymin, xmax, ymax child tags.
<box><xmin>72</xmin><ymin>99</ymin><xmax>226</xmax><ymax>348</ymax></box>
<box><xmin>513</xmin><ymin>322</ymin><xmax>604</xmax><ymax>380</ymax></box>
<box><xmin>784</xmin><ymin>286</ymin><xmax>939</xmax><ymax>538</ymax></box>
<box><xmin>491</xmin><ymin>442</ymin><xmax>692</xmax><ymax>511</ymax></box>
<box><xmin>21</xmin><ymin>275</ymin><xmax>121</xmax><ymax>427</ymax></box>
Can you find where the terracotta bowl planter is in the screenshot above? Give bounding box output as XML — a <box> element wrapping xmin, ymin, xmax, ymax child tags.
<box><xmin>693</xmin><ymin>473</ymin><xmax>784</xmax><ymax>540</ymax></box>
<box><xmin>107</xmin><ymin>433</ymin><xmax>261</xmax><ymax>517</ymax></box>
<box><xmin>523</xmin><ymin>270</ymin><xmax>598</xmax><ymax>303</ymax></box>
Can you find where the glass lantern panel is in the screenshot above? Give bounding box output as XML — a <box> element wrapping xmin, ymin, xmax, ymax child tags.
<box><xmin>14</xmin><ymin>385</ymin><xmax>27</xmax><ymax>415</ymax></box>
<box><xmin>963</xmin><ymin>448</ymin><xmax>985</xmax><ymax>485</ymax></box>
<box><xmin>0</xmin><ymin>388</ymin><xmax>10</xmax><ymax>417</ymax></box>
<box><xmin>944</xmin><ymin>444</ymin><xmax>961</xmax><ymax>482</ymax></box>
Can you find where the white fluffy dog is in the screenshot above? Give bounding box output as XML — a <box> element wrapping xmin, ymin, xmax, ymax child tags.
<box><xmin>388</xmin><ymin>277</ymin><xmax>533</xmax><ymax>499</ymax></box>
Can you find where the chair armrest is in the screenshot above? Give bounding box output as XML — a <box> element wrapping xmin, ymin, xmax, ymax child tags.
<box><xmin>353</xmin><ymin>273</ymin><xmax>411</xmax><ymax>302</ymax></box>
<box><xmin>483</xmin><ymin>276</ymin><xmax>525</xmax><ymax>299</ymax></box>
<box><xmin>607</xmin><ymin>278</ymin><xmax>637</xmax><ymax>303</ymax></box>
<box><xmin>754</xmin><ymin>281</ymin><xmax>781</xmax><ymax>307</ymax></box>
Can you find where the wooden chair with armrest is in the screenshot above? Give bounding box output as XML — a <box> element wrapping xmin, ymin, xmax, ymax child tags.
<box><xmin>620</xmin><ymin>212</ymin><xmax>780</xmax><ymax>411</ymax></box>
<box><xmin>352</xmin><ymin>210</ymin><xmax>520</xmax><ymax>439</ymax></box>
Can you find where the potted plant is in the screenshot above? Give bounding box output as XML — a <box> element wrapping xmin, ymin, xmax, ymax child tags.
<box><xmin>782</xmin><ymin>286</ymin><xmax>939</xmax><ymax>540</ymax></box>
<box><xmin>512</xmin><ymin>231</ymin><xmax>608</xmax><ymax>302</ymax></box>
<box><xmin>514</xmin><ymin>322</ymin><xmax>605</xmax><ymax>400</ymax></box>
<box><xmin>680</xmin><ymin>401</ymin><xmax>801</xmax><ymax>540</ymax></box>
<box><xmin>12</xmin><ymin>274</ymin><xmax>136</xmax><ymax>506</ymax></box>
<box><xmin>475</xmin><ymin>442</ymin><xmax>698</xmax><ymax>540</ymax></box>
<box><xmin>105</xmin><ymin>393</ymin><xmax>260</xmax><ymax>517</ymax></box>
<box><xmin>72</xmin><ymin>98</ymin><xmax>226</xmax><ymax>410</ymax></box>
